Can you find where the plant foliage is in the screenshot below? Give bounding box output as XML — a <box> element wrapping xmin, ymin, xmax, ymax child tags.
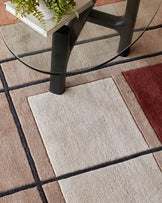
<box><xmin>4</xmin><ymin>0</ymin><xmax>78</xmax><ymax>27</ymax></box>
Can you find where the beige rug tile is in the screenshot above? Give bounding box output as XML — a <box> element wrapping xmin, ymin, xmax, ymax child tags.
<box><xmin>129</xmin><ymin>29</ymin><xmax>162</xmax><ymax>58</ymax></box>
<box><xmin>10</xmin><ymin>83</ymin><xmax>54</xmax><ymax>180</ymax></box>
<box><xmin>0</xmin><ymin>188</ymin><xmax>42</xmax><ymax>203</ymax></box>
<box><xmin>9</xmin><ymin>83</ymin><xmax>68</xmax><ymax>201</ymax></box>
<box><xmin>69</xmin><ymin>27</ymin><xmax>162</xmax><ymax>72</ymax></box>
<box><xmin>134</xmin><ymin>0</ymin><xmax>161</xmax><ymax>28</ymax></box>
<box><xmin>0</xmin><ymin>33</ymin><xmax>13</xmax><ymax>61</ymax></box>
<box><xmin>68</xmin><ymin>36</ymin><xmax>120</xmax><ymax>72</ymax></box>
<box><xmin>1</xmin><ymin>22</ymin><xmax>52</xmax><ymax>56</ymax></box>
<box><xmin>43</xmin><ymin>182</ymin><xmax>65</xmax><ymax>203</ymax></box>
<box><xmin>28</xmin><ymin>78</ymin><xmax>150</xmax><ymax>176</ymax></box>
<box><xmin>0</xmin><ymin>93</ymin><xmax>34</xmax><ymax>191</ymax></box>
<box><xmin>1</xmin><ymin>60</ymin><xmax>48</xmax><ymax>87</ymax></box>
<box><xmin>150</xmin><ymin>2</ymin><xmax>162</xmax><ymax>26</ymax></box>
<box><xmin>58</xmin><ymin>154</ymin><xmax>162</xmax><ymax>203</ymax></box>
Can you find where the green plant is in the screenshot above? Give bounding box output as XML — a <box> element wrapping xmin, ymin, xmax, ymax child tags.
<box><xmin>4</xmin><ymin>0</ymin><xmax>78</xmax><ymax>27</ymax></box>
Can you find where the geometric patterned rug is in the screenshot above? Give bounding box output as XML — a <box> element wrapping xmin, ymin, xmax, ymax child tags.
<box><xmin>28</xmin><ymin>78</ymin><xmax>162</xmax><ymax>202</ymax></box>
<box><xmin>0</xmin><ymin>0</ymin><xmax>162</xmax><ymax>202</ymax></box>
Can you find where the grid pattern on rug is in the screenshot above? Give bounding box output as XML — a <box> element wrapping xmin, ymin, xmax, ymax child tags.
<box><xmin>0</xmin><ymin>1</ymin><xmax>162</xmax><ymax>203</ymax></box>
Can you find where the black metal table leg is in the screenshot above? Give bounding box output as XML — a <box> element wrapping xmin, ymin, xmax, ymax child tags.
<box><xmin>87</xmin><ymin>0</ymin><xmax>140</xmax><ymax>57</ymax></box>
<box><xmin>50</xmin><ymin>26</ymin><xmax>71</xmax><ymax>94</ymax></box>
<box><xmin>50</xmin><ymin>6</ymin><xmax>94</xmax><ymax>94</ymax></box>
<box><xmin>50</xmin><ymin>0</ymin><xmax>140</xmax><ymax>94</ymax></box>
<box><xmin>118</xmin><ymin>0</ymin><xmax>140</xmax><ymax>56</ymax></box>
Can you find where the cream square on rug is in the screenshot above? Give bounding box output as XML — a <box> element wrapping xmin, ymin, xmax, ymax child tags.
<box><xmin>28</xmin><ymin>78</ymin><xmax>149</xmax><ymax>176</ymax></box>
<box><xmin>28</xmin><ymin>78</ymin><xmax>162</xmax><ymax>202</ymax></box>
<box><xmin>57</xmin><ymin>155</ymin><xmax>162</xmax><ymax>203</ymax></box>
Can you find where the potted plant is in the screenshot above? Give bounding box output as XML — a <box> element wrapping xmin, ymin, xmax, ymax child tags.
<box><xmin>3</xmin><ymin>0</ymin><xmax>78</xmax><ymax>27</ymax></box>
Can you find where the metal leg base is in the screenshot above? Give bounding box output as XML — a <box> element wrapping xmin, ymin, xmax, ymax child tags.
<box><xmin>119</xmin><ymin>48</ymin><xmax>130</xmax><ymax>57</ymax></box>
<box><xmin>88</xmin><ymin>0</ymin><xmax>140</xmax><ymax>56</ymax></box>
<box><xmin>50</xmin><ymin>75</ymin><xmax>66</xmax><ymax>95</ymax></box>
<box><xmin>49</xmin><ymin>0</ymin><xmax>140</xmax><ymax>94</ymax></box>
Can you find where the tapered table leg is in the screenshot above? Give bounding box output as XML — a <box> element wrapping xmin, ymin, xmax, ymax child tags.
<box><xmin>50</xmin><ymin>26</ymin><xmax>71</xmax><ymax>94</ymax></box>
<box><xmin>118</xmin><ymin>0</ymin><xmax>140</xmax><ymax>56</ymax></box>
<box><xmin>50</xmin><ymin>0</ymin><xmax>140</xmax><ymax>94</ymax></box>
<box><xmin>49</xmin><ymin>6</ymin><xmax>94</xmax><ymax>94</ymax></box>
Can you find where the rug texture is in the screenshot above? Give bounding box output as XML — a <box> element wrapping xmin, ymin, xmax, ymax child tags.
<box><xmin>28</xmin><ymin>78</ymin><xmax>149</xmax><ymax>175</ymax></box>
<box><xmin>28</xmin><ymin>78</ymin><xmax>161</xmax><ymax>203</ymax></box>
<box><xmin>0</xmin><ymin>0</ymin><xmax>161</xmax><ymax>202</ymax></box>
<box><xmin>123</xmin><ymin>63</ymin><xmax>162</xmax><ymax>143</ymax></box>
<box><xmin>56</xmin><ymin>155</ymin><xmax>162</xmax><ymax>203</ymax></box>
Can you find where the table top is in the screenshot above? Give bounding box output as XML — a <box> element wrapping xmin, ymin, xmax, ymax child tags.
<box><xmin>0</xmin><ymin>0</ymin><xmax>161</xmax><ymax>75</ymax></box>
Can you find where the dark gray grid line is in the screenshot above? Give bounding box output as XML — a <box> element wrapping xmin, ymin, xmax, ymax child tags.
<box><xmin>0</xmin><ymin>24</ymin><xmax>161</xmax><ymax>65</ymax></box>
<box><xmin>7</xmin><ymin>78</ymin><xmax>50</xmax><ymax>91</ymax></box>
<box><xmin>0</xmin><ymin>65</ymin><xmax>48</xmax><ymax>203</ymax></box>
<box><xmin>0</xmin><ymin>78</ymin><xmax>50</xmax><ymax>93</ymax></box>
<box><xmin>0</xmin><ymin>183</ymin><xmax>37</xmax><ymax>198</ymax></box>
<box><xmin>0</xmin><ymin>51</ymin><xmax>161</xmax><ymax>94</ymax></box>
<box><xmin>41</xmin><ymin>146</ymin><xmax>162</xmax><ymax>185</ymax></box>
<box><xmin>0</xmin><ymin>146</ymin><xmax>162</xmax><ymax>198</ymax></box>
<box><xmin>0</xmin><ymin>88</ymin><xmax>5</xmax><ymax>93</ymax></box>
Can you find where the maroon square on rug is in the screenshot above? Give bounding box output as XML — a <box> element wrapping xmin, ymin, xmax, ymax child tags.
<box><xmin>123</xmin><ymin>64</ymin><xmax>162</xmax><ymax>143</ymax></box>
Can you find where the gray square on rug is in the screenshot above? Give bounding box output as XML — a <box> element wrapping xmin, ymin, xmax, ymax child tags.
<box><xmin>28</xmin><ymin>78</ymin><xmax>149</xmax><ymax>176</ymax></box>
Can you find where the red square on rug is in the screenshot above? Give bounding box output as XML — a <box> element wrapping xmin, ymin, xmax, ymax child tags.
<box><xmin>123</xmin><ymin>64</ymin><xmax>162</xmax><ymax>143</ymax></box>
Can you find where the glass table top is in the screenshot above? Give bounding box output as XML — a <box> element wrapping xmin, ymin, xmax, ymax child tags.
<box><xmin>0</xmin><ymin>0</ymin><xmax>161</xmax><ymax>75</ymax></box>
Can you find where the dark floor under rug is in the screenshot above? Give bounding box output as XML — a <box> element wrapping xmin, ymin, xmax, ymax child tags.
<box><xmin>123</xmin><ymin>63</ymin><xmax>162</xmax><ymax>143</ymax></box>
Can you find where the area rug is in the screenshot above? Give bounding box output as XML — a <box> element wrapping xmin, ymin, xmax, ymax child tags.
<box><xmin>55</xmin><ymin>155</ymin><xmax>161</xmax><ymax>203</ymax></box>
<box><xmin>28</xmin><ymin>77</ymin><xmax>161</xmax><ymax>202</ymax></box>
<box><xmin>0</xmin><ymin>1</ymin><xmax>162</xmax><ymax>202</ymax></box>
<box><xmin>123</xmin><ymin>63</ymin><xmax>162</xmax><ymax>143</ymax></box>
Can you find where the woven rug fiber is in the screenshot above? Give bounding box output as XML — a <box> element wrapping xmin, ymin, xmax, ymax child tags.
<box><xmin>123</xmin><ymin>63</ymin><xmax>162</xmax><ymax>143</ymax></box>
<box><xmin>28</xmin><ymin>78</ymin><xmax>161</xmax><ymax>202</ymax></box>
<box><xmin>0</xmin><ymin>1</ymin><xmax>162</xmax><ymax>202</ymax></box>
<box><xmin>55</xmin><ymin>155</ymin><xmax>161</xmax><ymax>203</ymax></box>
